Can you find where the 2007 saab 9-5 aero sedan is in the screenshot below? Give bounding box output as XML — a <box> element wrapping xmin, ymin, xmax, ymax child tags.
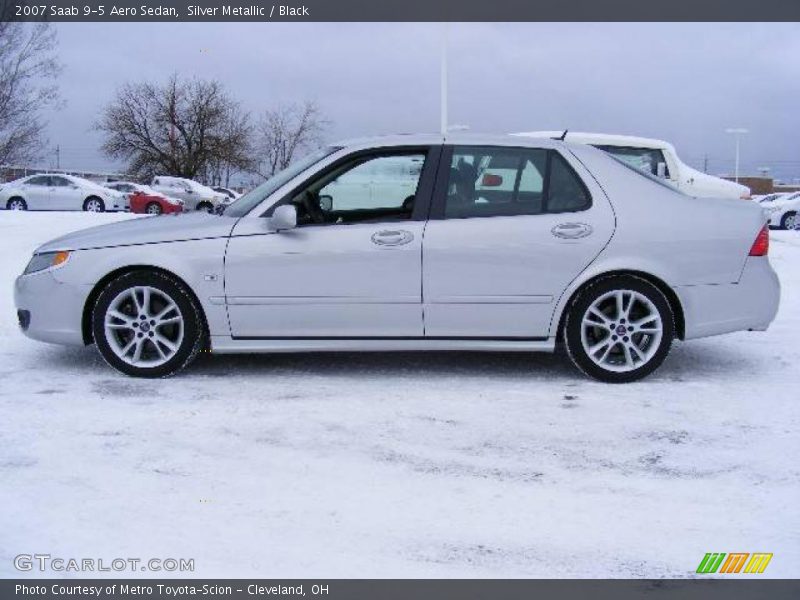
<box><xmin>14</xmin><ymin>134</ymin><xmax>780</xmax><ymax>382</ymax></box>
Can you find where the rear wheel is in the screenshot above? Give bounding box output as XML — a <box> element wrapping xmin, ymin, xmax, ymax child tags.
<box><xmin>7</xmin><ymin>197</ymin><xmax>27</xmax><ymax>210</ymax></box>
<box><xmin>83</xmin><ymin>197</ymin><xmax>105</xmax><ymax>212</ymax></box>
<box><xmin>564</xmin><ymin>275</ymin><xmax>675</xmax><ymax>383</ymax></box>
<box><xmin>92</xmin><ymin>270</ymin><xmax>205</xmax><ymax>377</ymax></box>
<box><xmin>145</xmin><ymin>202</ymin><xmax>163</xmax><ymax>215</ymax></box>
<box><xmin>780</xmin><ymin>211</ymin><xmax>796</xmax><ymax>230</ymax></box>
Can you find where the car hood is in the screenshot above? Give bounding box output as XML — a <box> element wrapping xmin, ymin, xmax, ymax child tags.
<box><xmin>37</xmin><ymin>212</ymin><xmax>239</xmax><ymax>253</ymax></box>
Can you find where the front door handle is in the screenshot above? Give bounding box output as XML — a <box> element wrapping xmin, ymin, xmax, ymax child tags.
<box><xmin>552</xmin><ymin>222</ymin><xmax>593</xmax><ymax>239</ymax></box>
<box><xmin>371</xmin><ymin>229</ymin><xmax>414</xmax><ymax>246</ymax></box>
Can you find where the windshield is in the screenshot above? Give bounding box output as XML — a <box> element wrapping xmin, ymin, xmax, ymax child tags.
<box><xmin>224</xmin><ymin>146</ymin><xmax>341</xmax><ymax>217</ymax></box>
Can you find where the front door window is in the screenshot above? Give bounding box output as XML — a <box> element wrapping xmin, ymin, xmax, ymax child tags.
<box><xmin>287</xmin><ymin>153</ymin><xmax>426</xmax><ymax>226</ymax></box>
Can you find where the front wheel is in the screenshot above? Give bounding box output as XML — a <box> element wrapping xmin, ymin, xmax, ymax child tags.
<box><xmin>83</xmin><ymin>197</ymin><xmax>105</xmax><ymax>212</ymax></box>
<box><xmin>145</xmin><ymin>202</ymin><xmax>163</xmax><ymax>215</ymax></box>
<box><xmin>564</xmin><ymin>275</ymin><xmax>675</xmax><ymax>383</ymax></box>
<box><xmin>7</xmin><ymin>197</ymin><xmax>27</xmax><ymax>210</ymax></box>
<box><xmin>780</xmin><ymin>211</ymin><xmax>796</xmax><ymax>230</ymax></box>
<box><xmin>196</xmin><ymin>202</ymin><xmax>214</xmax><ymax>213</ymax></box>
<box><xmin>92</xmin><ymin>270</ymin><xmax>205</xmax><ymax>377</ymax></box>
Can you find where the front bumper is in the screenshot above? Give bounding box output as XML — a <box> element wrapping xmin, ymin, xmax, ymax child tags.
<box><xmin>676</xmin><ymin>256</ymin><xmax>780</xmax><ymax>340</ymax></box>
<box><xmin>14</xmin><ymin>270</ymin><xmax>91</xmax><ymax>346</ymax></box>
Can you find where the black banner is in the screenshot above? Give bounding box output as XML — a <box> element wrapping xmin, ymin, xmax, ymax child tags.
<box><xmin>3</xmin><ymin>0</ymin><xmax>800</xmax><ymax>22</ymax></box>
<box><xmin>3</xmin><ymin>580</ymin><xmax>800</xmax><ymax>600</ymax></box>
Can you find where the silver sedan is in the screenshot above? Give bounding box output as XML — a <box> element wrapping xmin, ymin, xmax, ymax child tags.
<box><xmin>13</xmin><ymin>134</ymin><xmax>780</xmax><ymax>382</ymax></box>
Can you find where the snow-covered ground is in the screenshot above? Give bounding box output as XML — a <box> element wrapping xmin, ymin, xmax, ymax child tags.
<box><xmin>0</xmin><ymin>212</ymin><xmax>797</xmax><ymax>578</ymax></box>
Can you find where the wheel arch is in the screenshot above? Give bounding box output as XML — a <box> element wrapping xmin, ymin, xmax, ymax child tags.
<box><xmin>553</xmin><ymin>269</ymin><xmax>686</xmax><ymax>342</ymax></box>
<box><xmin>81</xmin><ymin>264</ymin><xmax>209</xmax><ymax>346</ymax></box>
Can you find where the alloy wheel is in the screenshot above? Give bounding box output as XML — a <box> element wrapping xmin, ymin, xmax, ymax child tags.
<box><xmin>104</xmin><ymin>286</ymin><xmax>184</xmax><ymax>367</ymax></box>
<box><xmin>579</xmin><ymin>289</ymin><xmax>663</xmax><ymax>373</ymax></box>
<box><xmin>8</xmin><ymin>199</ymin><xmax>26</xmax><ymax>210</ymax></box>
<box><xmin>85</xmin><ymin>198</ymin><xmax>104</xmax><ymax>212</ymax></box>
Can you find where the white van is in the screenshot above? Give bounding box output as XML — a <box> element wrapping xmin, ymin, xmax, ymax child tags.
<box><xmin>514</xmin><ymin>131</ymin><xmax>751</xmax><ymax>200</ymax></box>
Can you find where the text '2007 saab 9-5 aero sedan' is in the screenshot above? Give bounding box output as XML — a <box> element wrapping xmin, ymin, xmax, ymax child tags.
<box><xmin>14</xmin><ymin>134</ymin><xmax>780</xmax><ymax>383</ymax></box>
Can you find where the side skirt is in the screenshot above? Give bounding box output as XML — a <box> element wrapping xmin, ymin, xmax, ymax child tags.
<box><xmin>210</xmin><ymin>336</ymin><xmax>556</xmax><ymax>354</ymax></box>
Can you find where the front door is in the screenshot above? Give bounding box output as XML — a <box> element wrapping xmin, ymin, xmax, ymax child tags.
<box><xmin>422</xmin><ymin>145</ymin><xmax>615</xmax><ymax>339</ymax></box>
<box><xmin>22</xmin><ymin>175</ymin><xmax>52</xmax><ymax>209</ymax></box>
<box><xmin>224</xmin><ymin>147</ymin><xmax>439</xmax><ymax>338</ymax></box>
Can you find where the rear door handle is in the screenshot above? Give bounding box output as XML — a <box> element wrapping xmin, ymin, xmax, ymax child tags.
<box><xmin>371</xmin><ymin>229</ymin><xmax>414</xmax><ymax>246</ymax></box>
<box><xmin>552</xmin><ymin>222</ymin><xmax>593</xmax><ymax>239</ymax></box>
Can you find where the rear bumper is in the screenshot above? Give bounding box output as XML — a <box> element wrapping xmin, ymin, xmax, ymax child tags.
<box><xmin>13</xmin><ymin>270</ymin><xmax>91</xmax><ymax>346</ymax></box>
<box><xmin>675</xmin><ymin>256</ymin><xmax>780</xmax><ymax>340</ymax></box>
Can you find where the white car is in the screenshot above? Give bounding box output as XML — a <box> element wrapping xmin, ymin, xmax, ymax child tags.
<box><xmin>1</xmin><ymin>174</ymin><xmax>128</xmax><ymax>212</ymax></box>
<box><xmin>212</xmin><ymin>186</ymin><xmax>242</xmax><ymax>203</ymax></box>
<box><xmin>514</xmin><ymin>131</ymin><xmax>751</xmax><ymax>200</ymax></box>
<box><xmin>150</xmin><ymin>176</ymin><xmax>227</xmax><ymax>212</ymax></box>
<box><xmin>14</xmin><ymin>134</ymin><xmax>779</xmax><ymax>383</ymax></box>
<box><xmin>761</xmin><ymin>192</ymin><xmax>800</xmax><ymax>230</ymax></box>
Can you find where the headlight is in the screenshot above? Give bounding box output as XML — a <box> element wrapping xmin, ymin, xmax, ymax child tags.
<box><xmin>23</xmin><ymin>251</ymin><xmax>70</xmax><ymax>275</ymax></box>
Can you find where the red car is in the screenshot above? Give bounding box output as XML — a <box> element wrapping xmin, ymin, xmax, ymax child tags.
<box><xmin>104</xmin><ymin>182</ymin><xmax>184</xmax><ymax>215</ymax></box>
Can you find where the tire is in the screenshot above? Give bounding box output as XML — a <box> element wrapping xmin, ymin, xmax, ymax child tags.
<box><xmin>145</xmin><ymin>202</ymin><xmax>163</xmax><ymax>215</ymax></box>
<box><xmin>780</xmin><ymin>211</ymin><xmax>796</xmax><ymax>230</ymax></box>
<box><xmin>196</xmin><ymin>202</ymin><xmax>213</xmax><ymax>213</ymax></box>
<box><xmin>83</xmin><ymin>196</ymin><xmax>105</xmax><ymax>212</ymax></box>
<box><xmin>91</xmin><ymin>270</ymin><xmax>205</xmax><ymax>378</ymax></box>
<box><xmin>564</xmin><ymin>275</ymin><xmax>675</xmax><ymax>383</ymax></box>
<box><xmin>6</xmin><ymin>197</ymin><xmax>27</xmax><ymax>210</ymax></box>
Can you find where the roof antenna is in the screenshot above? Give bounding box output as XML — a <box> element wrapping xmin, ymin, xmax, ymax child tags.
<box><xmin>557</xmin><ymin>129</ymin><xmax>569</xmax><ymax>141</ymax></box>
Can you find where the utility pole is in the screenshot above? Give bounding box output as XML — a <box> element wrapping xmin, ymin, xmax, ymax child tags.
<box><xmin>55</xmin><ymin>145</ymin><xmax>60</xmax><ymax>170</ymax></box>
<box><xmin>440</xmin><ymin>22</ymin><xmax>448</xmax><ymax>136</ymax></box>
<box><xmin>703</xmin><ymin>154</ymin><xmax>708</xmax><ymax>174</ymax></box>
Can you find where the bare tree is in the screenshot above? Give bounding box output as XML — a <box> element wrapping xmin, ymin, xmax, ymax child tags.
<box><xmin>0</xmin><ymin>21</ymin><xmax>61</xmax><ymax>165</ymax></box>
<box><xmin>96</xmin><ymin>75</ymin><xmax>253</xmax><ymax>181</ymax></box>
<box><xmin>255</xmin><ymin>101</ymin><xmax>328</xmax><ymax>178</ymax></box>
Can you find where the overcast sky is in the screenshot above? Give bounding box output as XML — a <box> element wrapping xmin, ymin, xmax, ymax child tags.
<box><xmin>43</xmin><ymin>22</ymin><xmax>800</xmax><ymax>181</ymax></box>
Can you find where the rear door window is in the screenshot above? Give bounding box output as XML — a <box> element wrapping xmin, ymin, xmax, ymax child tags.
<box><xmin>443</xmin><ymin>147</ymin><xmax>590</xmax><ymax>219</ymax></box>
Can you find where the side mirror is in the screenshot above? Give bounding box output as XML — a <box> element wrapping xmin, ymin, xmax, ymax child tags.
<box><xmin>656</xmin><ymin>162</ymin><xmax>667</xmax><ymax>178</ymax></box>
<box><xmin>318</xmin><ymin>194</ymin><xmax>333</xmax><ymax>212</ymax></box>
<box><xmin>270</xmin><ymin>204</ymin><xmax>297</xmax><ymax>232</ymax></box>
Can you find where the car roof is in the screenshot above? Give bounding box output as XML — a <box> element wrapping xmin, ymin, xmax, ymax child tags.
<box><xmin>331</xmin><ymin>133</ymin><xmax>562</xmax><ymax>151</ymax></box>
<box><xmin>513</xmin><ymin>131</ymin><xmax>676</xmax><ymax>152</ymax></box>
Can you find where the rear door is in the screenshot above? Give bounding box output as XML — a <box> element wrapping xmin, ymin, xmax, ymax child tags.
<box><xmin>49</xmin><ymin>176</ymin><xmax>81</xmax><ymax>210</ymax></box>
<box><xmin>422</xmin><ymin>144</ymin><xmax>615</xmax><ymax>338</ymax></box>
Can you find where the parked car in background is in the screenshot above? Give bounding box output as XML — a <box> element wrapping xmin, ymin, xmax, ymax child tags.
<box><xmin>514</xmin><ymin>131</ymin><xmax>751</xmax><ymax>200</ymax></box>
<box><xmin>150</xmin><ymin>176</ymin><xmax>227</xmax><ymax>212</ymax></box>
<box><xmin>15</xmin><ymin>134</ymin><xmax>778</xmax><ymax>383</ymax></box>
<box><xmin>104</xmin><ymin>182</ymin><xmax>184</xmax><ymax>215</ymax></box>
<box><xmin>756</xmin><ymin>193</ymin><xmax>787</xmax><ymax>204</ymax></box>
<box><xmin>1</xmin><ymin>174</ymin><xmax>127</xmax><ymax>212</ymax></box>
<box><xmin>213</xmin><ymin>186</ymin><xmax>242</xmax><ymax>203</ymax></box>
<box><xmin>761</xmin><ymin>192</ymin><xmax>800</xmax><ymax>230</ymax></box>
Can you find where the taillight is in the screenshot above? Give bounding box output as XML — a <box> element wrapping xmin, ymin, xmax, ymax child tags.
<box><xmin>749</xmin><ymin>225</ymin><xmax>769</xmax><ymax>256</ymax></box>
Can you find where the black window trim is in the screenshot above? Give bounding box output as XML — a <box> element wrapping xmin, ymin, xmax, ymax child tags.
<box><xmin>428</xmin><ymin>145</ymin><xmax>592</xmax><ymax>221</ymax></box>
<box><xmin>261</xmin><ymin>144</ymin><xmax>444</xmax><ymax>226</ymax></box>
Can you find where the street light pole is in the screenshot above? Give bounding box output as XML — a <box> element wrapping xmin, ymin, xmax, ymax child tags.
<box><xmin>440</xmin><ymin>23</ymin><xmax>448</xmax><ymax>136</ymax></box>
<box><xmin>725</xmin><ymin>128</ymin><xmax>749</xmax><ymax>183</ymax></box>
